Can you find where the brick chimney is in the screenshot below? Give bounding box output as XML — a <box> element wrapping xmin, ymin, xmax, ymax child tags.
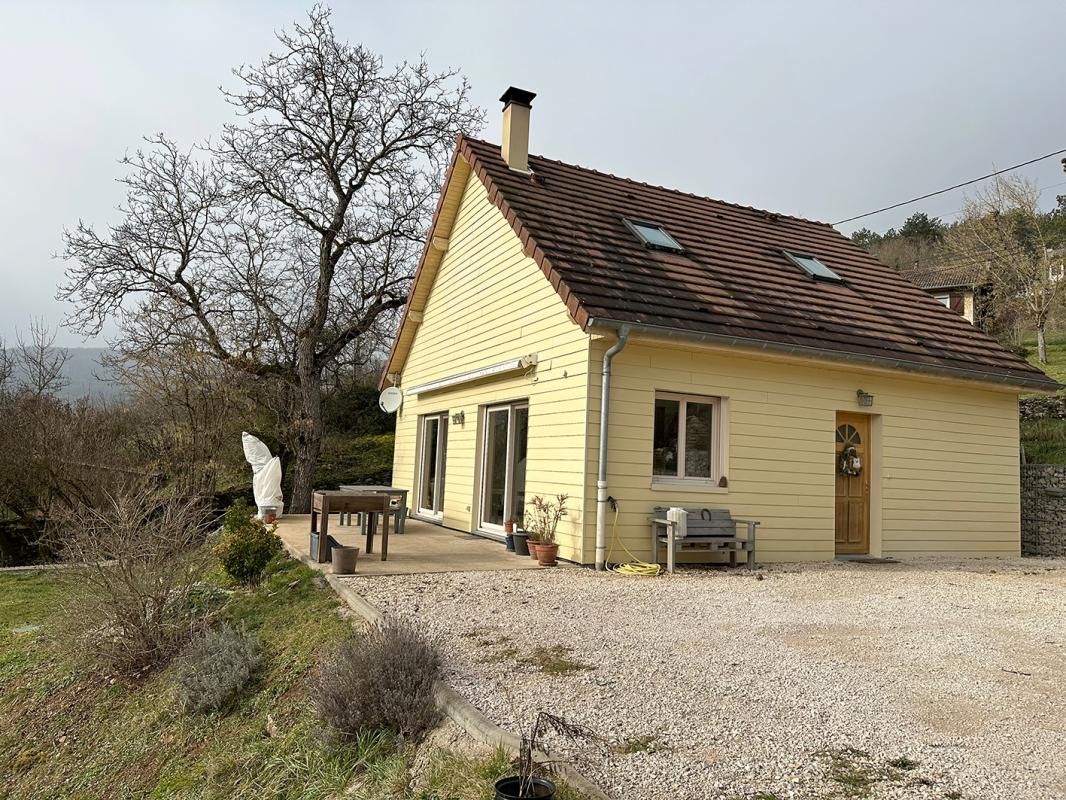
<box><xmin>499</xmin><ymin>87</ymin><xmax>536</xmax><ymax>172</ymax></box>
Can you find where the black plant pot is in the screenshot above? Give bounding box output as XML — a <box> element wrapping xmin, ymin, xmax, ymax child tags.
<box><xmin>494</xmin><ymin>776</ymin><xmax>556</xmax><ymax>799</ymax></box>
<box><xmin>512</xmin><ymin>532</ymin><xmax>530</xmax><ymax>556</ymax></box>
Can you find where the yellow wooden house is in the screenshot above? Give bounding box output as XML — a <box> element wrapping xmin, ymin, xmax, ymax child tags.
<box><xmin>380</xmin><ymin>87</ymin><xmax>1058</xmax><ymax>568</ymax></box>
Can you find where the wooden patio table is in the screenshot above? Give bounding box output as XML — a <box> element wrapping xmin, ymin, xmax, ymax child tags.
<box><xmin>339</xmin><ymin>485</ymin><xmax>409</xmax><ymax>533</ymax></box>
<box><xmin>310</xmin><ymin>491</ymin><xmax>390</xmax><ymax>563</ymax></box>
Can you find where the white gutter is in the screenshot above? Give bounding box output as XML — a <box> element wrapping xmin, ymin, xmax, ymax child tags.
<box><xmin>595</xmin><ymin>325</ymin><xmax>630</xmax><ymax>571</ymax></box>
<box><xmin>404</xmin><ymin>354</ymin><xmax>538</xmax><ymax>396</ymax></box>
<box><xmin>585</xmin><ymin>319</ymin><xmax>1059</xmax><ymax>393</ymax></box>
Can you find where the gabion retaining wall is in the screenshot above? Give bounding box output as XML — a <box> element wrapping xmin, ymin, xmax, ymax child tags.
<box><xmin>1021</xmin><ymin>464</ymin><xmax>1066</xmax><ymax>557</ymax></box>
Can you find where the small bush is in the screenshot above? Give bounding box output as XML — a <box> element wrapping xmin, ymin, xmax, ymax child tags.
<box><xmin>213</xmin><ymin>499</ymin><xmax>283</xmax><ymax>584</ymax></box>
<box><xmin>315</xmin><ymin>621</ymin><xmax>441</xmax><ymax>744</ymax></box>
<box><xmin>174</xmin><ymin>622</ymin><xmax>262</xmax><ymax>713</ymax></box>
<box><xmin>52</xmin><ymin>485</ymin><xmax>213</xmax><ymax>674</ymax></box>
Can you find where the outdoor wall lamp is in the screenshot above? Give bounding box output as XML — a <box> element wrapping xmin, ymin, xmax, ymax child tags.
<box><xmin>856</xmin><ymin>389</ymin><xmax>875</xmax><ymax>408</ymax></box>
<box><xmin>451</xmin><ymin>410</ymin><xmax>465</xmax><ymax>426</ymax></box>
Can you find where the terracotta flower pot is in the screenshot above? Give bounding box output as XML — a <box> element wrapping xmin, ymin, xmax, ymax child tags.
<box><xmin>536</xmin><ymin>543</ymin><xmax>559</xmax><ymax>566</ymax></box>
<box><xmin>504</xmin><ymin>521</ymin><xmax>515</xmax><ymax>534</ymax></box>
<box><xmin>527</xmin><ymin>541</ymin><xmax>541</xmax><ymax>560</ymax></box>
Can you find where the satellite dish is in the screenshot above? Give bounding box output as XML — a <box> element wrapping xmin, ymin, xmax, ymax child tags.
<box><xmin>379</xmin><ymin>386</ymin><xmax>403</xmax><ymax>414</ymax></box>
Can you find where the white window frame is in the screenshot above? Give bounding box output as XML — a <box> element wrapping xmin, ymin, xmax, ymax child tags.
<box><xmin>652</xmin><ymin>391</ymin><xmax>723</xmax><ymax>486</ymax></box>
<box><xmin>477</xmin><ymin>400</ymin><xmax>529</xmax><ymax>535</ymax></box>
<box><xmin>934</xmin><ymin>294</ymin><xmax>951</xmax><ymax>307</ymax></box>
<box><xmin>416</xmin><ymin>412</ymin><xmax>448</xmax><ymax>519</ymax></box>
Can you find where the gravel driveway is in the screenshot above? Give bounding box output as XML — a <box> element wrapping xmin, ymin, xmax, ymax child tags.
<box><xmin>344</xmin><ymin>559</ymin><xmax>1066</xmax><ymax>800</ymax></box>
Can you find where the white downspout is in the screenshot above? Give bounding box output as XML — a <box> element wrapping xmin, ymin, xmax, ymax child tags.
<box><xmin>595</xmin><ymin>325</ymin><xmax>630</xmax><ymax>570</ymax></box>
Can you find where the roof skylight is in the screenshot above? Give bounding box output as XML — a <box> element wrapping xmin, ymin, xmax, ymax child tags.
<box><xmin>783</xmin><ymin>251</ymin><xmax>843</xmax><ymax>282</ymax></box>
<box><xmin>624</xmin><ymin>218</ymin><xmax>683</xmax><ymax>252</ymax></box>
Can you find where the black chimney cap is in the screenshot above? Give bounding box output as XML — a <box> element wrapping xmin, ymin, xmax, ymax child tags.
<box><xmin>499</xmin><ymin>86</ymin><xmax>536</xmax><ymax>108</ymax></box>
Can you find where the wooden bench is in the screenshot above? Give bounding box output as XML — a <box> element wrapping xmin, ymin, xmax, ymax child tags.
<box><xmin>650</xmin><ymin>507</ymin><xmax>760</xmax><ymax>574</ymax></box>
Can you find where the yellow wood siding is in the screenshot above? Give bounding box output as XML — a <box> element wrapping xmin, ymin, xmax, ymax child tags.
<box><xmin>582</xmin><ymin>338</ymin><xmax>1021</xmax><ymax>563</ymax></box>
<box><xmin>392</xmin><ymin>167</ymin><xmax>592</xmax><ymax>559</ymax></box>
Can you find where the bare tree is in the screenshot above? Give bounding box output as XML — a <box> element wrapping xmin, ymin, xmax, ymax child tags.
<box><xmin>0</xmin><ymin>338</ymin><xmax>13</xmax><ymax>394</ymax></box>
<box><xmin>60</xmin><ymin>7</ymin><xmax>482</xmax><ymax>511</ymax></box>
<box><xmin>15</xmin><ymin>319</ymin><xmax>70</xmax><ymax>397</ymax></box>
<box><xmin>105</xmin><ymin>343</ymin><xmax>252</xmax><ymax>498</ymax></box>
<box><xmin>946</xmin><ymin>175</ymin><xmax>1066</xmax><ymax>363</ymax></box>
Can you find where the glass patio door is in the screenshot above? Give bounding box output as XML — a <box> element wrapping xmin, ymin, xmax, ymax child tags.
<box><xmin>417</xmin><ymin>413</ymin><xmax>447</xmax><ymax>518</ymax></box>
<box><xmin>480</xmin><ymin>402</ymin><xmax>528</xmax><ymax>532</ymax></box>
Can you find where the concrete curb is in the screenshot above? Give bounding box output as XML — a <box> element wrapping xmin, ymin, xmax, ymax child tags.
<box><xmin>282</xmin><ymin>539</ymin><xmax>610</xmax><ymax>800</ymax></box>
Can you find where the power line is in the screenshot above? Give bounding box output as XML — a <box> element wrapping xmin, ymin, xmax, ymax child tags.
<box><xmin>833</xmin><ymin>148</ymin><xmax>1066</xmax><ymax>226</ymax></box>
<box><xmin>938</xmin><ymin>179</ymin><xmax>1066</xmax><ymax>221</ymax></box>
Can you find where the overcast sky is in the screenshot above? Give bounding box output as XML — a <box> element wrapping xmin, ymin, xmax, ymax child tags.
<box><xmin>3</xmin><ymin>0</ymin><xmax>1066</xmax><ymax>345</ymax></box>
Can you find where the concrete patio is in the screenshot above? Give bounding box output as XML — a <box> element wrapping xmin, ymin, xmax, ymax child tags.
<box><xmin>275</xmin><ymin>514</ymin><xmax>549</xmax><ymax>576</ymax></box>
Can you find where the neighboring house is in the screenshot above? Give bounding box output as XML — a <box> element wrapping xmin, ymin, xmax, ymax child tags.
<box><xmin>903</xmin><ymin>263</ymin><xmax>986</xmax><ymax>325</ymax></box>
<box><xmin>380</xmin><ymin>87</ymin><xmax>1060</xmax><ymax>567</ymax></box>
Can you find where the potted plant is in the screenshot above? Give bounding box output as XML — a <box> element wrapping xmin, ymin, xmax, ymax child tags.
<box><xmin>504</xmin><ymin>518</ymin><xmax>516</xmax><ymax>551</ymax></box>
<box><xmin>524</xmin><ymin>494</ymin><xmax>568</xmax><ymax>567</ymax></box>
<box><xmin>512</xmin><ymin>519</ymin><xmax>531</xmax><ymax>557</ymax></box>
<box><xmin>493</xmin><ymin>712</ymin><xmax>596</xmax><ymax>800</ymax></box>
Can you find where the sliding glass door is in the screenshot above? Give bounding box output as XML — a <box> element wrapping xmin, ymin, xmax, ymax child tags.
<box><xmin>479</xmin><ymin>402</ymin><xmax>528</xmax><ymax>533</ymax></box>
<box><xmin>417</xmin><ymin>413</ymin><xmax>448</xmax><ymax>518</ymax></box>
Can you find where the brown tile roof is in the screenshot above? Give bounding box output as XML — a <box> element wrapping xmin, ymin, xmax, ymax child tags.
<box><xmin>903</xmin><ymin>262</ymin><xmax>987</xmax><ymax>292</ymax></box>
<box><xmin>454</xmin><ymin>135</ymin><xmax>1057</xmax><ymax>391</ymax></box>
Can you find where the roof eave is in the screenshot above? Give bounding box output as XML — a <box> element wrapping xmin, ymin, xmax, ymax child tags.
<box><xmin>585</xmin><ymin>317</ymin><xmax>1063</xmax><ymax>394</ymax></box>
<box><xmin>379</xmin><ymin>139</ymin><xmax>471</xmax><ymax>390</ymax></box>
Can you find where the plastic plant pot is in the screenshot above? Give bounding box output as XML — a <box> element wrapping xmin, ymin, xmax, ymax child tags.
<box><xmin>331</xmin><ymin>545</ymin><xmax>359</xmax><ymax>575</ymax></box>
<box><xmin>512</xmin><ymin>532</ymin><xmax>530</xmax><ymax>556</ymax></box>
<box><xmin>494</xmin><ymin>776</ymin><xmax>556</xmax><ymax>799</ymax></box>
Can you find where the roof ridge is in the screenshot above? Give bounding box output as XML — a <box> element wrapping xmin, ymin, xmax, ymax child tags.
<box><xmin>462</xmin><ymin>135</ymin><xmax>838</xmax><ymax>231</ymax></box>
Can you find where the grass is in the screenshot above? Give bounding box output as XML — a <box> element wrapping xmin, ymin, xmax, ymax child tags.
<box><xmin>1020</xmin><ymin>333</ymin><xmax>1066</xmax><ymax>463</ymax></box>
<box><xmin>614</xmin><ymin>734</ymin><xmax>660</xmax><ymax>754</ymax></box>
<box><xmin>1025</xmin><ymin>334</ymin><xmax>1066</xmax><ymax>387</ymax></box>
<box><xmin>814</xmin><ymin>747</ymin><xmax>926</xmax><ymax>798</ymax></box>
<box><xmin>478</xmin><ymin>639</ymin><xmax>594</xmax><ymax>676</ymax></box>
<box><xmin>314</xmin><ymin>432</ymin><xmax>395</xmax><ymax>489</ymax></box>
<box><xmin>0</xmin><ymin>556</ymin><xmax>579</xmax><ymax>800</ymax></box>
<box><xmin>1021</xmin><ymin>417</ymin><xmax>1066</xmax><ymax>463</ymax></box>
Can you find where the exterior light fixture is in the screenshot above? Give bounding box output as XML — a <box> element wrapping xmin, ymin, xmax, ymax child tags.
<box><xmin>451</xmin><ymin>410</ymin><xmax>465</xmax><ymax>426</ymax></box>
<box><xmin>856</xmin><ymin>389</ymin><xmax>874</xmax><ymax>408</ymax></box>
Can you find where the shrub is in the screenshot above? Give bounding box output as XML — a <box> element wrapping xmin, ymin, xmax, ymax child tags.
<box><xmin>213</xmin><ymin>499</ymin><xmax>283</xmax><ymax>584</ymax></box>
<box><xmin>51</xmin><ymin>484</ymin><xmax>213</xmax><ymax>674</ymax></box>
<box><xmin>315</xmin><ymin>621</ymin><xmax>441</xmax><ymax>744</ymax></box>
<box><xmin>174</xmin><ymin>622</ymin><xmax>262</xmax><ymax>713</ymax></box>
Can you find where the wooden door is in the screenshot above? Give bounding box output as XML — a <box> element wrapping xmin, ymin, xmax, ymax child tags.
<box><xmin>834</xmin><ymin>412</ymin><xmax>870</xmax><ymax>555</ymax></box>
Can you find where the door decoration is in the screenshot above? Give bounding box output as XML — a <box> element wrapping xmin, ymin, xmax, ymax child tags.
<box><xmin>836</xmin><ymin>424</ymin><xmax>863</xmax><ymax>476</ymax></box>
<box><xmin>839</xmin><ymin>445</ymin><xmax>862</xmax><ymax>476</ymax></box>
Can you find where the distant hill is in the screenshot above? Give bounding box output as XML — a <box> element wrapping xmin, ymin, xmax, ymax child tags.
<box><xmin>6</xmin><ymin>347</ymin><xmax>126</xmax><ymax>402</ymax></box>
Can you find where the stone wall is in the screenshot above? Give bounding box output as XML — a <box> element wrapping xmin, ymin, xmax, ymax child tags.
<box><xmin>1021</xmin><ymin>465</ymin><xmax>1066</xmax><ymax>557</ymax></box>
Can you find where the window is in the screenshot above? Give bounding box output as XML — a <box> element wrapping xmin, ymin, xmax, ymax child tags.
<box><xmin>417</xmin><ymin>413</ymin><xmax>448</xmax><ymax>517</ymax></box>
<box><xmin>653</xmin><ymin>392</ymin><xmax>721</xmax><ymax>482</ymax></box>
<box><xmin>783</xmin><ymin>250</ymin><xmax>843</xmax><ymax>282</ymax></box>
<box><xmin>623</xmin><ymin>218</ymin><xmax>684</xmax><ymax>252</ymax></box>
<box><xmin>934</xmin><ymin>294</ymin><xmax>951</xmax><ymax>307</ymax></box>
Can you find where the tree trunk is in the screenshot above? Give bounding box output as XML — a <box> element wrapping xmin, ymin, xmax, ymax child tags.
<box><xmin>289</xmin><ymin>345</ymin><xmax>323</xmax><ymax>514</ymax></box>
<box><xmin>1037</xmin><ymin>324</ymin><xmax>1048</xmax><ymax>365</ymax></box>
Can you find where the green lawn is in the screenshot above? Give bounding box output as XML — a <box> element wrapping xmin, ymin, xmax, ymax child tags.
<box><xmin>1022</xmin><ymin>334</ymin><xmax>1066</xmax><ymax>463</ymax></box>
<box><xmin>1025</xmin><ymin>334</ymin><xmax>1066</xmax><ymax>387</ymax></box>
<box><xmin>0</xmin><ymin>557</ymin><xmax>564</xmax><ymax>800</ymax></box>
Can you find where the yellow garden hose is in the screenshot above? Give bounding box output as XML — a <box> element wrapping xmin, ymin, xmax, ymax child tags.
<box><xmin>605</xmin><ymin>507</ymin><xmax>662</xmax><ymax>577</ymax></box>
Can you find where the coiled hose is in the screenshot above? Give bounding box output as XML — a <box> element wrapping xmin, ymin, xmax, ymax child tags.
<box><xmin>605</xmin><ymin>506</ymin><xmax>662</xmax><ymax>577</ymax></box>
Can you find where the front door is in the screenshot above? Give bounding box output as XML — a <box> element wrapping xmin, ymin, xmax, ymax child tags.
<box><xmin>834</xmin><ymin>412</ymin><xmax>870</xmax><ymax>555</ymax></box>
